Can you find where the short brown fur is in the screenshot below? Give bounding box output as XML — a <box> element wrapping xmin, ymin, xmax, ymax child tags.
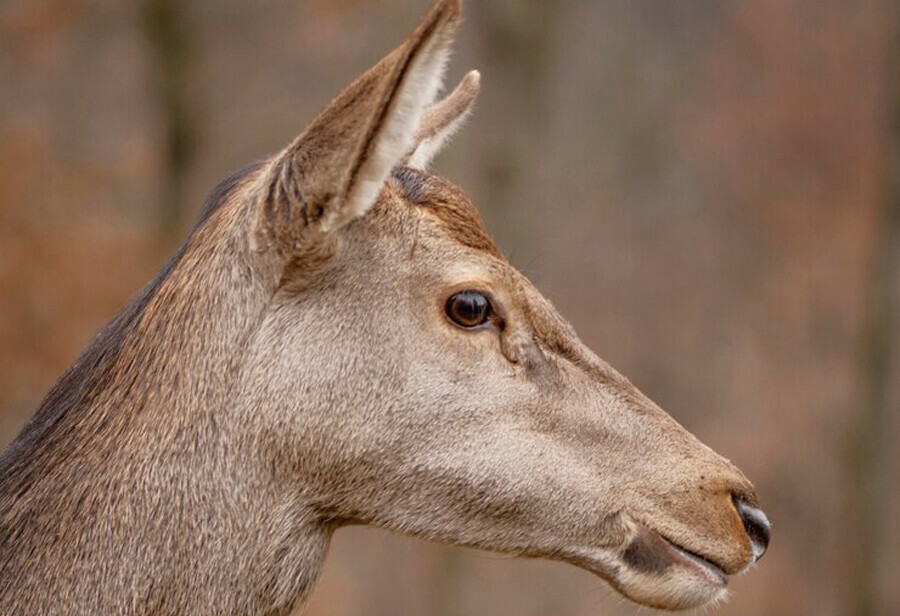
<box><xmin>0</xmin><ymin>2</ymin><xmax>767</xmax><ymax>614</ymax></box>
<box><xmin>392</xmin><ymin>166</ymin><xmax>501</xmax><ymax>257</ymax></box>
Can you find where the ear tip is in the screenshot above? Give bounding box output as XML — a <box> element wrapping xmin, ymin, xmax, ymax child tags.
<box><xmin>453</xmin><ymin>70</ymin><xmax>480</xmax><ymax>103</ymax></box>
<box><xmin>403</xmin><ymin>0</ymin><xmax>462</xmax><ymax>63</ymax></box>
<box><xmin>427</xmin><ymin>0</ymin><xmax>464</xmax><ymax>33</ymax></box>
<box><xmin>440</xmin><ymin>0</ymin><xmax>464</xmax><ymax>20</ymax></box>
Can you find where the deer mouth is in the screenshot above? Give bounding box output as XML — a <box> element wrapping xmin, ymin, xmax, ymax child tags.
<box><xmin>566</xmin><ymin>521</ymin><xmax>733</xmax><ymax>610</ymax></box>
<box><xmin>657</xmin><ymin>534</ymin><xmax>729</xmax><ymax>585</ymax></box>
<box><xmin>620</xmin><ymin>523</ymin><xmax>729</xmax><ymax>587</ymax></box>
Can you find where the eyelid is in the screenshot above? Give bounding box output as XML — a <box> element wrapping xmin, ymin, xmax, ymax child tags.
<box><xmin>447</xmin><ymin>291</ymin><xmax>487</xmax><ymax>326</ymax></box>
<box><xmin>438</xmin><ymin>279</ymin><xmax>509</xmax><ymax>323</ymax></box>
<box><xmin>443</xmin><ymin>289</ymin><xmax>506</xmax><ymax>332</ymax></box>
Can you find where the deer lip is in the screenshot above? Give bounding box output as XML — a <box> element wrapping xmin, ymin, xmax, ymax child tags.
<box><xmin>658</xmin><ymin>534</ymin><xmax>729</xmax><ymax>585</ymax></box>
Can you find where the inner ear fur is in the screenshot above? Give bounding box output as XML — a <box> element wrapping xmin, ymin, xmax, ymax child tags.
<box><xmin>255</xmin><ymin>0</ymin><xmax>463</xmax><ymax>255</ymax></box>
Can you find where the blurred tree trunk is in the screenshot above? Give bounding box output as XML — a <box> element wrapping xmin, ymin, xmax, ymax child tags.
<box><xmin>468</xmin><ymin>0</ymin><xmax>569</xmax><ymax>257</ymax></box>
<box><xmin>849</xmin><ymin>5</ymin><xmax>899</xmax><ymax>615</ymax></box>
<box><xmin>140</xmin><ymin>0</ymin><xmax>196</xmax><ymax>238</ymax></box>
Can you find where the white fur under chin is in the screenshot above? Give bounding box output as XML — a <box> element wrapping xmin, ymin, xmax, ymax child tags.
<box><xmin>333</xmin><ymin>37</ymin><xmax>451</xmax><ymax>230</ymax></box>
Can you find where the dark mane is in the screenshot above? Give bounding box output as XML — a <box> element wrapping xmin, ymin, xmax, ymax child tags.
<box><xmin>0</xmin><ymin>162</ymin><xmax>262</xmax><ymax>498</ymax></box>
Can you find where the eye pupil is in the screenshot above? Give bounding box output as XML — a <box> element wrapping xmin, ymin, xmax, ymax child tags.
<box><xmin>446</xmin><ymin>291</ymin><xmax>491</xmax><ymax>328</ymax></box>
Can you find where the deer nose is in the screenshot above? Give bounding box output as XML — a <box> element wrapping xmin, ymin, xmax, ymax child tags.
<box><xmin>734</xmin><ymin>497</ymin><xmax>770</xmax><ymax>561</ymax></box>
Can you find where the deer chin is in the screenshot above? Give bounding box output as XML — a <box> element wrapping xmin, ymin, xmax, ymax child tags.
<box><xmin>564</xmin><ymin>521</ymin><xmax>731</xmax><ymax>611</ymax></box>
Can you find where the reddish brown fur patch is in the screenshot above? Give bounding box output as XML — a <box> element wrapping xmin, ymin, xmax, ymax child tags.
<box><xmin>391</xmin><ymin>167</ymin><xmax>500</xmax><ymax>257</ymax></box>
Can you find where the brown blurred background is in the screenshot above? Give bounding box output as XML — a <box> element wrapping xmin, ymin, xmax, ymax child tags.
<box><xmin>1</xmin><ymin>0</ymin><xmax>897</xmax><ymax>614</ymax></box>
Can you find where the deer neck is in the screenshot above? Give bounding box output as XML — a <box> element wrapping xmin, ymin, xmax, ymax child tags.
<box><xmin>0</xmin><ymin>194</ymin><xmax>332</xmax><ymax>614</ymax></box>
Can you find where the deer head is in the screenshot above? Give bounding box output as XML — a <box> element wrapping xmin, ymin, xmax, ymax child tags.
<box><xmin>0</xmin><ymin>0</ymin><xmax>769</xmax><ymax>612</ymax></box>
<box><xmin>234</xmin><ymin>0</ymin><xmax>769</xmax><ymax>609</ymax></box>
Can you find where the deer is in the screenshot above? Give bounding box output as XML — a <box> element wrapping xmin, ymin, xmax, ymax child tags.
<box><xmin>0</xmin><ymin>1</ymin><xmax>770</xmax><ymax>614</ymax></box>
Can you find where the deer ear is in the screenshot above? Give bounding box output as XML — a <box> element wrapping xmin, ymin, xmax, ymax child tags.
<box><xmin>405</xmin><ymin>70</ymin><xmax>481</xmax><ymax>170</ymax></box>
<box><xmin>259</xmin><ymin>0</ymin><xmax>461</xmax><ymax>249</ymax></box>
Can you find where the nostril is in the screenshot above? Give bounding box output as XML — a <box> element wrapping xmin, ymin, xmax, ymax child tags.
<box><xmin>733</xmin><ymin>497</ymin><xmax>770</xmax><ymax>561</ymax></box>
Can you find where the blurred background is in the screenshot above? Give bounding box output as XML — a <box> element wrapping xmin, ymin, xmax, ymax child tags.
<box><xmin>0</xmin><ymin>0</ymin><xmax>897</xmax><ymax>614</ymax></box>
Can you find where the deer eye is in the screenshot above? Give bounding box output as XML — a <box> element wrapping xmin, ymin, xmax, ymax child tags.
<box><xmin>446</xmin><ymin>291</ymin><xmax>492</xmax><ymax>328</ymax></box>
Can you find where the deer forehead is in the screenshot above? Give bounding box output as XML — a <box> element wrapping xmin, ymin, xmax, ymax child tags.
<box><xmin>389</xmin><ymin>166</ymin><xmax>500</xmax><ymax>258</ymax></box>
<box><xmin>367</xmin><ymin>167</ymin><xmax>594</xmax><ymax>369</ymax></box>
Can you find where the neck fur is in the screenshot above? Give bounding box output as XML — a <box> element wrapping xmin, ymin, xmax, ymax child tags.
<box><xmin>0</xmin><ymin>169</ymin><xmax>331</xmax><ymax>614</ymax></box>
